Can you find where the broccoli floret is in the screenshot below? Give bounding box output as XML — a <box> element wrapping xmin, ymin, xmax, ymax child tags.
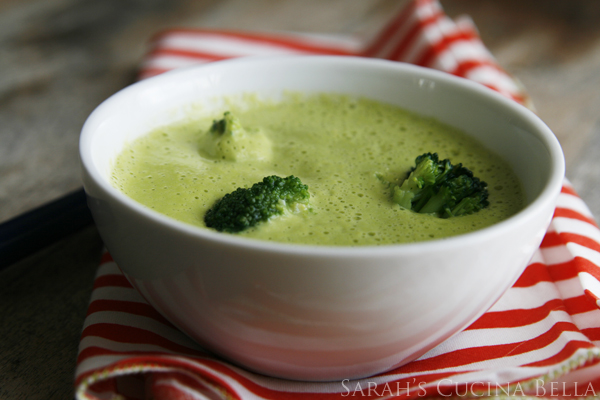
<box><xmin>200</xmin><ymin>111</ymin><xmax>272</xmax><ymax>162</ymax></box>
<box><xmin>392</xmin><ymin>153</ymin><xmax>442</xmax><ymax>209</ymax></box>
<box><xmin>392</xmin><ymin>153</ymin><xmax>489</xmax><ymax>218</ymax></box>
<box><xmin>209</xmin><ymin>111</ymin><xmax>242</xmax><ymax>136</ymax></box>
<box><xmin>204</xmin><ymin>175</ymin><xmax>310</xmax><ymax>233</ymax></box>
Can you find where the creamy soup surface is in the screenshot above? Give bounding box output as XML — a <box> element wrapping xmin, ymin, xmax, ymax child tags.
<box><xmin>111</xmin><ymin>93</ymin><xmax>524</xmax><ymax>246</ymax></box>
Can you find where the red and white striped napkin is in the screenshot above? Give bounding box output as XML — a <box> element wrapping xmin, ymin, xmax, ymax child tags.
<box><xmin>75</xmin><ymin>0</ymin><xmax>600</xmax><ymax>398</ymax></box>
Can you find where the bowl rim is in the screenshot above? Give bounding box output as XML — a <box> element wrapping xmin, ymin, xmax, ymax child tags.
<box><xmin>80</xmin><ymin>55</ymin><xmax>565</xmax><ymax>257</ymax></box>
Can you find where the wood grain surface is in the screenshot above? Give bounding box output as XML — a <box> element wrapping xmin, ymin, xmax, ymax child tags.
<box><xmin>1</xmin><ymin>1</ymin><xmax>599</xmax><ymax>398</ymax></box>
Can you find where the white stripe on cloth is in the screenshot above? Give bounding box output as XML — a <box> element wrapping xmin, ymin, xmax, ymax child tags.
<box><xmin>551</xmin><ymin>218</ymin><xmax>600</xmax><ymax>242</ymax></box>
<box><xmin>409</xmin><ymin>330</ymin><xmax>597</xmax><ymax>374</ymax></box>
<box><xmin>368</xmin><ymin>0</ymin><xmax>442</xmax><ymax>60</ymax></box>
<box><xmin>421</xmin><ymin>311</ymin><xmax>588</xmax><ymax>354</ymax></box>
<box><xmin>555</xmin><ymin>192</ymin><xmax>597</xmax><ymax>219</ymax></box>
<box><xmin>489</xmin><ymin>280</ymin><xmax>566</xmax><ymax>312</ymax></box>
<box><xmin>89</xmin><ymin>286</ymin><xmax>148</xmax><ymax>303</ymax></box>
<box><xmin>152</xmin><ymin>34</ymin><xmax>329</xmax><ymax>57</ymax></box>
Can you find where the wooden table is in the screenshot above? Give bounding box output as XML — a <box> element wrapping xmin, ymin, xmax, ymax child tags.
<box><xmin>1</xmin><ymin>1</ymin><xmax>599</xmax><ymax>398</ymax></box>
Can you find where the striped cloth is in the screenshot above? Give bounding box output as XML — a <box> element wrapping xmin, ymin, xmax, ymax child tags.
<box><xmin>74</xmin><ymin>0</ymin><xmax>600</xmax><ymax>398</ymax></box>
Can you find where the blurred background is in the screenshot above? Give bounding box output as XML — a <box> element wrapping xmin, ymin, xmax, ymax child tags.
<box><xmin>1</xmin><ymin>0</ymin><xmax>600</xmax><ymax>398</ymax></box>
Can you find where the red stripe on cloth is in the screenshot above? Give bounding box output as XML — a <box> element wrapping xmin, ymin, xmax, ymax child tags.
<box><xmin>137</xmin><ymin>67</ymin><xmax>171</xmax><ymax>79</ymax></box>
<box><xmin>541</xmin><ymin>232</ymin><xmax>600</xmax><ymax>252</ymax></box>
<box><xmin>479</xmin><ymin>82</ymin><xmax>526</xmax><ymax>104</ymax></box>
<box><xmin>524</xmin><ymin>340</ymin><xmax>595</xmax><ymax>367</ymax></box>
<box><xmin>466</xmin><ymin>298</ymin><xmax>566</xmax><ymax>330</ymax></box>
<box><xmin>563</xmin><ymin>294</ymin><xmax>599</xmax><ymax>315</ymax></box>
<box><xmin>512</xmin><ymin>262</ymin><xmax>553</xmax><ymax>287</ymax></box>
<box><xmin>362</xmin><ymin>0</ymin><xmax>417</xmax><ymax>57</ymax></box>
<box><xmin>86</xmin><ymin>299</ymin><xmax>173</xmax><ymax>326</ymax></box>
<box><xmin>385</xmin><ymin>10</ymin><xmax>444</xmax><ymax>61</ymax></box>
<box><xmin>452</xmin><ymin>60</ymin><xmax>526</xmax><ymax>104</ymax></box>
<box><xmin>399</xmin><ymin>321</ymin><xmax>582</xmax><ymax>373</ymax></box>
<box><xmin>449</xmin><ymin>59</ymin><xmax>502</xmax><ymax>78</ymax></box>
<box><xmin>77</xmin><ymin>346</ymin><xmax>188</xmax><ymax>366</ymax></box>
<box><xmin>561</xmin><ymin>185</ymin><xmax>579</xmax><ymax>196</ymax></box>
<box><xmin>548</xmin><ymin>257</ymin><xmax>600</xmax><ymax>282</ymax></box>
<box><xmin>147</xmin><ymin>48</ymin><xmax>230</xmax><ymax>63</ymax></box>
<box><xmin>93</xmin><ymin>274</ymin><xmax>133</xmax><ymax>289</ymax></box>
<box><xmin>100</xmin><ymin>252</ymin><xmax>114</xmax><ymax>264</ymax></box>
<box><xmin>540</xmin><ymin>232</ymin><xmax>567</xmax><ymax>248</ymax></box>
<box><xmin>413</xmin><ymin>29</ymin><xmax>479</xmax><ymax>68</ymax></box>
<box><xmin>584</xmin><ymin>289</ymin><xmax>600</xmax><ymax>311</ymax></box>
<box><xmin>585</xmin><ymin>288</ymin><xmax>600</xmax><ymax>302</ymax></box>
<box><xmin>151</xmin><ymin>28</ymin><xmax>355</xmax><ymax>56</ymax></box>
<box><xmin>582</xmin><ymin>327</ymin><xmax>600</xmax><ymax>341</ymax></box>
<box><xmin>553</xmin><ymin>207</ymin><xmax>599</xmax><ymax>227</ymax></box>
<box><xmin>79</xmin><ymin>323</ymin><xmax>205</xmax><ymax>358</ymax></box>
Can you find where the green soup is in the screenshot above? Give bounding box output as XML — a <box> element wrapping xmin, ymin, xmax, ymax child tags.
<box><xmin>111</xmin><ymin>94</ymin><xmax>524</xmax><ymax>246</ymax></box>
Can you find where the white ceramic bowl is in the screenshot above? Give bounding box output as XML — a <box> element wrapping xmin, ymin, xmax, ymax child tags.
<box><xmin>80</xmin><ymin>56</ymin><xmax>564</xmax><ymax>381</ymax></box>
